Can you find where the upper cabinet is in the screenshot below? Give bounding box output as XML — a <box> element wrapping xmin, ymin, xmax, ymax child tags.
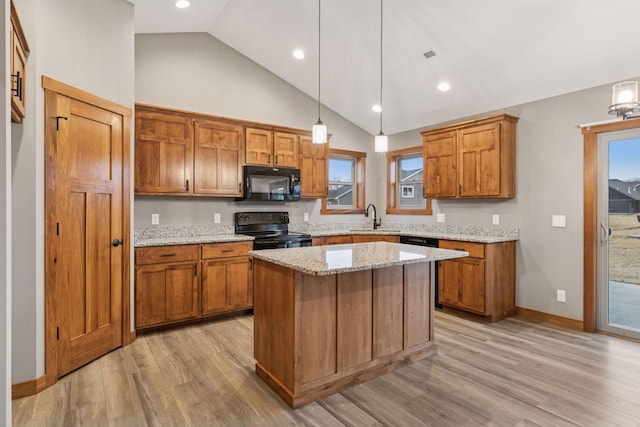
<box><xmin>421</xmin><ymin>114</ymin><xmax>518</xmax><ymax>199</ymax></box>
<box><xmin>135</xmin><ymin>109</ymin><xmax>193</xmax><ymax>195</ymax></box>
<box><xmin>10</xmin><ymin>1</ymin><xmax>29</xmax><ymax>123</ymax></box>
<box><xmin>245</xmin><ymin>127</ymin><xmax>299</xmax><ymax>167</ymax></box>
<box><xmin>299</xmin><ymin>135</ymin><xmax>328</xmax><ymax>198</ymax></box>
<box><xmin>193</xmin><ymin>120</ymin><xmax>243</xmax><ymax>196</ymax></box>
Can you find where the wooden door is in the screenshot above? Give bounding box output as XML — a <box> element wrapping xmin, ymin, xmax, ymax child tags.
<box><xmin>273</xmin><ymin>132</ymin><xmax>299</xmax><ymax>167</ymax></box>
<box><xmin>135</xmin><ymin>110</ymin><xmax>192</xmax><ymax>194</ymax></box>
<box><xmin>194</xmin><ymin>120</ymin><xmax>243</xmax><ymax>196</ymax></box>
<box><xmin>423</xmin><ymin>131</ymin><xmax>457</xmax><ymax>198</ymax></box>
<box><xmin>46</xmin><ymin>89</ymin><xmax>127</xmax><ymax>378</ymax></box>
<box><xmin>245</xmin><ymin>127</ymin><xmax>273</xmax><ymax>165</ymax></box>
<box><xmin>458</xmin><ymin>123</ymin><xmax>501</xmax><ymax>197</ymax></box>
<box><xmin>300</xmin><ymin>135</ymin><xmax>328</xmax><ymax>198</ymax></box>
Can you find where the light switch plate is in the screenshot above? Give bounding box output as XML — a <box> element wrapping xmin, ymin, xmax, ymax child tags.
<box><xmin>151</xmin><ymin>214</ymin><xmax>159</xmax><ymax>225</ymax></box>
<box><xmin>214</xmin><ymin>213</ymin><xmax>221</xmax><ymax>224</ymax></box>
<box><xmin>557</xmin><ymin>289</ymin><xmax>566</xmax><ymax>303</ymax></box>
<box><xmin>552</xmin><ymin>215</ymin><xmax>566</xmax><ymax>228</ymax></box>
<box><xmin>492</xmin><ymin>214</ymin><xmax>500</xmax><ymax>225</ymax></box>
<box><xmin>437</xmin><ymin>213</ymin><xmax>445</xmax><ymax>223</ymax></box>
<box><xmin>303</xmin><ymin>213</ymin><xmax>309</xmax><ymax>222</ymax></box>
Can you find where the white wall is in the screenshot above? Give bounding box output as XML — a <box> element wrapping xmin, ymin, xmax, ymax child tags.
<box><xmin>11</xmin><ymin>0</ymin><xmax>134</xmax><ymax>384</ymax></box>
<box><xmin>386</xmin><ymin>82</ymin><xmax>626</xmax><ymax>321</ymax></box>
<box><xmin>135</xmin><ymin>33</ymin><xmax>378</xmax><ymax>228</ymax></box>
<box><xmin>2</xmin><ymin>0</ymin><xmax>12</xmax><ymax>421</ymax></box>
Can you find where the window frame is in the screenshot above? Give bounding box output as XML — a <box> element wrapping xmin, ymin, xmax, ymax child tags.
<box><xmin>322</xmin><ymin>148</ymin><xmax>366</xmax><ymax>214</ymax></box>
<box><xmin>386</xmin><ymin>146</ymin><xmax>432</xmax><ymax>215</ymax></box>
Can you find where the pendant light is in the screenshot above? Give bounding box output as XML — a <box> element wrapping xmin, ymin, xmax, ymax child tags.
<box><xmin>374</xmin><ymin>0</ymin><xmax>388</xmax><ymax>152</ymax></box>
<box><xmin>312</xmin><ymin>0</ymin><xmax>327</xmax><ymax>144</ymax></box>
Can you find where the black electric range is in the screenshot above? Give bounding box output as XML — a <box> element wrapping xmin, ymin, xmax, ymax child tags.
<box><xmin>234</xmin><ymin>212</ymin><xmax>312</xmax><ymax>250</ymax></box>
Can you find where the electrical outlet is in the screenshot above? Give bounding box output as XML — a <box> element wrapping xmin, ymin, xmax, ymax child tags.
<box><xmin>437</xmin><ymin>213</ymin><xmax>445</xmax><ymax>223</ymax></box>
<box><xmin>151</xmin><ymin>214</ymin><xmax>159</xmax><ymax>225</ymax></box>
<box><xmin>214</xmin><ymin>213</ymin><xmax>221</xmax><ymax>224</ymax></box>
<box><xmin>552</xmin><ymin>215</ymin><xmax>566</xmax><ymax>228</ymax></box>
<box><xmin>492</xmin><ymin>214</ymin><xmax>500</xmax><ymax>225</ymax></box>
<box><xmin>303</xmin><ymin>213</ymin><xmax>309</xmax><ymax>222</ymax></box>
<box><xmin>557</xmin><ymin>289</ymin><xmax>566</xmax><ymax>303</ymax></box>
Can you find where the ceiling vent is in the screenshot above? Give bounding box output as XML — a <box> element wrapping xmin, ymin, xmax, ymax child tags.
<box><xmin>423</xmin><ymin>50</ymin><xmax>436</xmax><ymax>59</ymax></box>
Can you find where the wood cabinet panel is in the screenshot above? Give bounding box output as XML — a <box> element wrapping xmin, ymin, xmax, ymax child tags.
<box><xmin>135</xmin><ymin>245</ymin><xmax>198</xmax><ymax>265</ymax></box>
<box><xmin>245</xmin><ymin>127</ymin><xmax>273</xmax><ymax>165</ymax></box>
<box><xmin>10</xmin><ymin>1</ymin><xmax>29</xmax><ymax>123</ymax></box>
<box><xmin>372</xmin><ymin>266</ymin><xmax>404</xmax><ymax>357</ymax></box>
<box><xmin>273</xmin><ymin>132</ymin><xmax>299</xmax><ymax>167</ymax></box>
<box><xmin>313</xmin><ymin>235</ymin><xmax>353</xmax><ymax>246</ymax></box>
<box><xmin>404</xmin><ymin>263</ymin><xmax>431</xmax><ymax>347</ymax></box>
<box><xmin>165</xmin><ymin>263</ymin><xmax>199</xmax><ymax>321</ymax></box>
<box><xmin>422</xmin><ymin>114</ymin><xmax>517</xmax><ymax>199</ymax></box>
<box><xmin>201</xmin><ymin>257</ymin><xmax>252</xmax><ymax>315</ymax></box>
<box><xmin>438</xmin><ymin>240</ymin><xmax>515</xmax><ymax>322</ymax></box>
<box><xmin>135</xmin><ymin>110</ymin><xmax>192</xmax><ymax>194</ymax></box>
<box><xmin>193</xmin><ymin>120</ymin><xmax>243</xmax><ymax>196</ymax></box>
<box><xmin>352</xmin><ymin>235</ymin><xmax>400</xmax><ymax>243</ymax></box>
<box><xmin>423</xmin><ymin>131</ymin><xmax>457</xmax><ymax>198</ymax></box>
<box><xmin>201</xmin><ymin>241</ymin><xmax>252</xmax><ymax>259</ymax></box>
<box><xmin>299</xmin><ymin>135</ymin><xmax>328</xmax><ymax>198</ymax></box>
<box><xmin>337</xmin><ymin>270</ymin><xmax>372</xmax><ymax>371</ymax></box>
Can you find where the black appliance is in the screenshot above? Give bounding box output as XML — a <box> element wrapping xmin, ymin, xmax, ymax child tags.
<box><xmin>237</xmin><ymin>165</ymin><xmax>301</xmax><ymax>202</ymax></box>
<box><xmin>399</xmin><ymin>235</ymin><xmax>441</xmax><ymax>308</ymax></box>
<box><xmin>235</xmin><ymin>211</ymin><xmax>312</xmax><ymax>250</ymax></box>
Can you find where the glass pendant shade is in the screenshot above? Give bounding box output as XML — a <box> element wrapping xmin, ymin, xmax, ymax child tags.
<box><xmin>609</xmin><ymin>81</ymin><xmax>640</xmax><ymax>117</ymax></box>
<box><xmin>375</xmin><ymin>131</ymin><xmax>388</xmax><ymax>152</ymax></box>
<box><xmin>312</xmin><ymin>120</ymin><xmax>327</xmax><ymax>144</ymax></box>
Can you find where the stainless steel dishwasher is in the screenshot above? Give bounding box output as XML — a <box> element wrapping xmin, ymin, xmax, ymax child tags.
<box><xmin>399</xmin><ymin>236</ymin><xmax>441</xmax><ymax>308</ymax></box>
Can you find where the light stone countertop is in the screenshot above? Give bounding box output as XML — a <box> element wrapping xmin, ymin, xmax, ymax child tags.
<box><xmin>135</xmin><ymin>234</ymin><xmax>253</xmax><ymax>248</ymax></box>
<box><xmin>309</xmin><ymin>229</ymin><xmax>517</xmax><ymax>243</ymax></box>
<box><xmin>249</xmin><ymin>242</ymin><xmax>468</xmax><ymax>276</ymax></box>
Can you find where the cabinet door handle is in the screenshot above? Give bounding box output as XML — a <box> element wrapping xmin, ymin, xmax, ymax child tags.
<box><xmin>11</xmin><ymin>71</ymin><xmax>22</xmax><ymax>100</ymax></box>
<box><xmin>275</xmin><ymin>156</ymin><xmax>278</xmax><ymax>165</ymax></box>
<box><xmin>222</xmin><ymin>249</ymin><xmax>235</xmax><ymax>253</ymax></box>
<box><xmin>268</xmin><ymin>154</ymin><xmax>271</xmax><ymax>163</ymax></box>
<box><xmin>238</xmin><ymin>182</ymin><xmax>242</xmax><ymax>192</ymax></box>
<box><xmin>160</xmin><ymin>253</ymin><xmax>177</xmax><ymax>257</ymax></box>
<box><xmin>186</xmin><ymin>179</ymin><xmax>189</xmax><ymax>191</ymax></box>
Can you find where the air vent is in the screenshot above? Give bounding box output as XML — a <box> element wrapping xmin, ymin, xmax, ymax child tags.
<box><xmin>423</xmin><ymin>50</ymin><xmax>436</xmax><ymax>59</ymax></box>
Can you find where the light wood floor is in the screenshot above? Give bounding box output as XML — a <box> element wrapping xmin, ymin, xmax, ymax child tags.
<box><xmin>13</xmin><ymin>311</ymin><xmax>640</xmax><ymax>426</ymax></box>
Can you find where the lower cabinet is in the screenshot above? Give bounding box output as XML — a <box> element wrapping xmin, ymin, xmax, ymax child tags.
<box><xmin>438</xmin><ymin>239</ymin><xmax>515</xmax><ymax>322</ymax></box>
<box><xmin>201</xmin><ymin>242</ymin><xmax>253</xmax><ymax>315</ymax></box>
<box><xmin>351</xmin><ymin>235</ymin><xmax>400</xmax><ymax>243</ymax></box>
<box><xmin>135</xmin><ymin>241</ymin><xmax>252</xmax><ymax>330</ymax></box>
<box><xmin>312</xmin><ymin>234</ymin><xmax>400</xmax><ymax>245</ymax></box>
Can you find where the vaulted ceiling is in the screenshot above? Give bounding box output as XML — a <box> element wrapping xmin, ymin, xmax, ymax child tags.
<box><xmin>134</xmin><ymin>0</ymin><xmax>640</xmax><ymax>135</ymax></box>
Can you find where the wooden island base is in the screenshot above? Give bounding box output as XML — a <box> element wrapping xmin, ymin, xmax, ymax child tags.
<box><xmin>253</xmin><ymin>258</ymin><xmax>437</xmax><ymax>408</ymax></box>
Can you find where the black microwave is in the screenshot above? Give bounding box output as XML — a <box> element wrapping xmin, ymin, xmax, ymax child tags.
<box><xmin>237</xmin><ymin>165</ymin><xmax>301</xmax><ymax>201</ymax></box>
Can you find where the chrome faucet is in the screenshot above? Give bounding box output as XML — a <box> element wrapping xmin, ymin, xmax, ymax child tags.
<box><xmin>365</xmin><ymin>203</ymin><xmax>382</xmax><ymax>230</ymax></box>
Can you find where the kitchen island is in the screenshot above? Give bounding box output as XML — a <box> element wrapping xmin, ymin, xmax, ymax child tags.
<box><xmin>250</xmin><ymin>242</ymin><xmax>468</xmax><ymax>408</ymax></box>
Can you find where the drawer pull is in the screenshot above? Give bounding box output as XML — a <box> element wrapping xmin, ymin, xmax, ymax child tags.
<box><xmin>160</xmin><ymin>253</ymin><xmax>177</xmax><ymax>257</ymax></box>
<box><xmin>222</xmin><ymin>249</ymin><xmax>235</xmax><ymax>253</ymax></box>
<box><xmin>454</xmin><ymin>248</ymin><xmax>465</xmax><ymax>251</ymax></box>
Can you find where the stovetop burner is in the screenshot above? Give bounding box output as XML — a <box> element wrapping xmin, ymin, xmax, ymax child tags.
<box><xmin>235</xmin><ymin>212</ymin><xmax>312</xmax><ymax>249</ymax></box>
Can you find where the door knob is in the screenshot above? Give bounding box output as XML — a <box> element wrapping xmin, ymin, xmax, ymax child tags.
<box><xmin>112</xmin><ymin>239</ymin><xmax>124</xmax><ymax>247</ymax></box>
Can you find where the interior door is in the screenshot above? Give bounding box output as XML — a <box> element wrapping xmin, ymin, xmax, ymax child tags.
<box><xmin>597</xmin><ymin>129</ymin><xmax>640</xmax><ymax>339</ymax></box>
<box><xmin>49</xmin><ymin>93</ymin><xmax>124</xmax><ymax>377</ymax></box>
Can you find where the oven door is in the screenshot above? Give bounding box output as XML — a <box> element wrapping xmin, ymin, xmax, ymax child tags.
<box><xmin>253</xmin><ymin>238</ymin><xmax>311</xmax><ymax>250</ymax></box>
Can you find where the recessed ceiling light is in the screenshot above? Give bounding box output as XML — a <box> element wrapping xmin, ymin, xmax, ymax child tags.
<box><xmin>437</xmin><ymin>82</ymin><xmax>450</xmax><ymax>92</ymax></box>
<box><xmin>372</xmin><ymin>104</ymin><xmax>382</xmax><ymax>113</ymax></box>
<box><xmin>175</xmin><ymin>0</ymin><xmax>190</xmax><ymax>9</ymax></box>
<box><xmin>293</xmin><ymin>49</ymin><xmax>305</xmax><ymax>60</ymax></box>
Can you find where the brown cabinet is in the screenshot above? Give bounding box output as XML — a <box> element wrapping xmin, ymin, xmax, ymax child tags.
<box><xmin>193</xmin><ymin>120</ymin><xmax>243</xmax><ymax>196</ymax></box>
<box><xmin>245</xmin><ymin>127</ymin><xmax>299</xmax><ymax>167</ymax></box>
<box><xmin>135</xmin><ymin>109</ymin><xmax>193</xmax><ymax>195</ymax></box>
<box><xmin>135</xmin><ymin>245</ymin><xmax>199</xmax><ymax>328</ymax></box>
<box><xmin>421</xmin><ymin>114</ymin><xmax>518</xmax><ymax>199</ymax></box>
<box><xmin>312</xmin><ymin>235</ymin><xmax>353</xmax><ymax>246</ymax></box>
<box><xmin>352</xmin><ymin>235</ymin><xmax>400</xmax><ymax>243</ymax></box>
<box><xmin>201</xmin><ymin>241</ymin><xmax>253</xmax><ymax>315</ymax></box>
<box><xmin>299</xmin><ymin>135</ymin><xmax>328</xmax><ymax>198</ymax></box>
<box><xmin>10</xmin><ymin>1</ymin><xmax>29</xmax><ymax>123</ymax></box>
<box><xmin>438</xmin><ymin>239</ymin><xmax>516</xmax><ymax>322</ymax></box>
<box><xmin>134</xmin><ymin>241</ymin><xmax>253</xmax><ymax>330</ymax></box>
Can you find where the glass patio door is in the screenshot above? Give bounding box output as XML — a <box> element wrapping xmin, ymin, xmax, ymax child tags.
<box><xmin>597</xmin><ymin>129</ymin><xmax>640</xmax><ymax>339</ymax></box>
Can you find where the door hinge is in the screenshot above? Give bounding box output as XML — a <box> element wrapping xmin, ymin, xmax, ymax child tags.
<box><xmin>56</xmin><ymin>222</ymin><xmax>59</xmax><ymax>236</ymax></box>
<box><xmin>56</xmin><ymin>327</ymin><xmax>59</xmax><ymax>340</ymax></box>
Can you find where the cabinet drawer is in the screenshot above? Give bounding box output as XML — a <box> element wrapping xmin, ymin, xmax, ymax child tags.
<box><xmin>439</xmin><ymin>240</ymin><xmax>485</xmax><ymax>259</ymax></box>
<box><xmin>201</xmin><ymin>241</ymin><xmax>253</xmax><ymax>259</ymax></box>
<box><xmin>135</xmin><ymin>245</ymin><xmax>199</xmax><ymax>265</ymax></box>
<box><xmin>317</xmin><ymin>235</ymin><xmax>353</xmax><ymax>245</ymax></box>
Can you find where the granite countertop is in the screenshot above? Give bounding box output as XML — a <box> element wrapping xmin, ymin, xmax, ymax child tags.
<box><xmin>309</xmin><ymin>229</ymin><xmax>517</xmax><ymax>243</ymax></box>
<box><xmin>135</xmin><ymin>234</ymin><xmax>253</xmax><ymax>248</ymax></box>
<box><xmin>249</xmin><ymin>242</ymin><xmax>468</xmax><ymax>276</ymax></box>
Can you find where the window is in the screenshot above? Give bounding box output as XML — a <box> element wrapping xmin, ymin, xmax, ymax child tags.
<box><xmin>322</xmin><ymin>148</ymin><xmax>366</xmax><ymax>214</ymax></box>
<box><xmin>386</xmin><ymin>146</ymin><xmax>432</xmax><ymax>215</ymax></box>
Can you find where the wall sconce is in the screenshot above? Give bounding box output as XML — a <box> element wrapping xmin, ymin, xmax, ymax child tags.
<box><xmin>608</xmin><ymin>81</ymin><xmax>640</xmax><ymax>119</ymax></box>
